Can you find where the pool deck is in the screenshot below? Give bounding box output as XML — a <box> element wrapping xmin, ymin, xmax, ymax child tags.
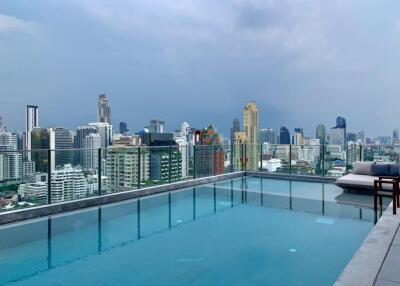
<box><xmin>375</xmin><ymin>225</ymin><xmax>400</xmax><ymax>286</ymax></box>
<box><xmin>335</xmin><ymin>202</ymin><xmax>400</xmax><ymax>286</ymax></box>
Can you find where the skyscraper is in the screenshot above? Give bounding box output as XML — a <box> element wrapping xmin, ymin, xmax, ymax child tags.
<box><xmin>83</xmin><ymin>133</ymin><xmax>101</xmax><ymax>172</ymax></box>
<box><xmin>53</xmin><ymin>127</ymin><xmax>74</xmax><ymax>167</ymax></box>
<box><xmin>230</xmin><ymin>118</ymin><xmax>240</xmax><ymax>142</ymax></box>
<box><xmin>26</xmin><ymin>105</ymin><xmax>39</xmax><ymax>151</ymax></box>
<box><xmin>294</xmin><ymin>128</ymin><xmax>304</xmax><ymax>137</ymax></box>
<box><xmin>331</xmin><ymin>116</ymin><xmax>347</xmax><ymax>145</ymax></box>
<box><xmin>31</xmin><ymin>127</ymin><xmax>55</xmax><ymax>172</ymax></box>
<box><xmin>393</xmin><ymin>129</ymin><xmax>400</xmax><ymax>145</ymax></box>
<box><xmin>329</xmin><ymin>128</ymin><xmax>346</xmax><ymax>145</ymax></box>
<box><xmin>148</xmin><ymin>120</ymin><xmax>165</xmax><ymax>133</ymax></box>
<box><xmin>316</xmin><ymin>124</ymin><xmax>326</xmax><ymax>145</ymax></box>
<box><xmin>0</xmin><ymin>116</ymin><xmax>6</xmax><ymax>132</ymax></box>
<box><xmin>357</xmin><ymin>131</ymin><xmax>366</xmax><ymax>144</ymax></box>
<box><xmin>97</xmin><ymin>94</ymin><xmax>112</xmax><ymax>124</ymax></box>
<box><xmin>75</xmin><ymin>126</ymin><xmax>98</xmax><ymax>166</ymax></box>
<box><xmin>106</xmin><ymin>145</ymin><xmax>149</xmax><ymax>192</ymax></box>
<box><xmin>243</xmin><ymin>102</ymin><xmax>259</xmax><ymax>171</ymax></box>
<box><xmin>259</xmin><ymin>128</ymin><xmax>276</xmax><ymax>144</ymax></box>
<box><xmin>0</xmin><ymin>131</ymin><xmax>22</xmax><ymax>181</ymax></box>
<box><xmin>119</xmin><ymin>122</ymin><xmax>129</xmax><ymax>135</ymax></box>
<box><xmin>292</xmin><ymin>129</ymin><xmax>303</xmax><ymax>145</ymax></box>
<box><xmin>194</xmin><ymin>126</ymin><xmax>224</xmax><ymax>176</ymax></box>
<box><xmin>233</xmin><ymin>131</ymin><xmax>247</xmax><ymax>171</ymax></box>
<box><xmin>280</xmin><ymin>127</ymin><xmax>290</xmax><ymax>144</ymax></box>
<box><xmin>336</xmin><ymin>116</ymin><xmax>347</xmax><ymax>129</ymax></box>
<box><xmin>89</xmin><ymin>122</ymin><xmax>113</xmax><ymax>149</ymax></box>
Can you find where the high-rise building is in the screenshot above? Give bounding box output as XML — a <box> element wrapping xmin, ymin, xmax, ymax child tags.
<box><xmin>292</xmin><ymin>130</ymin><xmax>303</xmax><ymax>145</ymax></box>
<box><xmin>393</xmin><ymin>129</ymin><xmax>400</xmax><ymax>145</ymax></box>
<box><xmin>31</xmin><ymin>127</ymin><xmax>55</xmax><ymax>172</ymax></box>
<box><xmin>26</xmin><ymin>105</ymin><xmax>39</xmax><ymax>152</ymax></box>
<box><xmin>89</xmin><ymin>122</ymin><xmax>113</xmax><ymax>149</ymax></box>
<box><xmin>148</xmin><ymin>120</ymin><xmax>165</xmax><ymax>133</ymax></box>
<box><xmin>83</xmin><ymin>133</ymin><xmax>101</xmax><ymax>172</ymax></box>
<box><xmin>0</xmin><ymin>116</ymin><xmax>6</xmax><ymax>132</ymax></box>
<box><xmin>74</xmin><ymin>126</ymin><xmax>98</xmax><ymax>166</ymax></box>
<box><xmin>194</xmin><ymin>126</ymin><xmax>224</xmax><ymax>176</ymax></box>
<box><xmin>348</xmin><ymin>142</ymin><xmax>362</xmax><ymax>165</ymax></box>
<box><xmin>150</xmin><ymin>147</ymin><xmax>182</xmax><ymax>182</ymax></box>
<box><xmin>106</xmin><ymin>145</ymin><xmax>149</xmax><ymax>192</ymax></box>
<box><xmin>50</xmin><ymin>164</ymin><xmax>88</xmax><ymax>203</ymax></box>
<box><xmin>97</xmin><ymin>94</ymin><xmax>112</xmax><ymax>124</ymax></box>
<box><xmin>0</xmin><ymin>131</ymin><xmax>22</xmax><ymax>181</ymax></box>
<box><xmin>174</xmin><ymin>122</ymin><xmax>191</xmax><ymax>178</ymax></box>
<box><xmin>331</xmin><ymin>116</ymin><xmax>347</xmax><ymax>145</ymax></box>
<box><xmin>119</xmin><ymin>122</ymin><xmax>129</xmax><ymax>135</ymax></box>
<box><xmin>233</xmin><ymin>132</ymin><xmax>247</xmax><ymax>171</ymax></box>
<box><xmin>280</xmin><ymin>127</ymin><xmax>290</xmax><ymax>144</ymax></box>
<box><xmin>329</xmin><ymin>128</ymin><xmax>346</xmax><ymax>146</ymax></box>
<box><xmin>357</xmin><ymin>131</ymin><xmax>366</xmax><ymax>144</ymax></box>
<box><xmin>0</xmin><ymin>132</ymin><xmax>17</xmax><ymax>150</ymax></box>
<box><xmin>180</xmin><ymin>122</ymin><xmax>191</xmax><ymax>137</ymax></box>
<box><xmin>23</xmin><ymin>161</ymin><xmax>36</xmax><ymax>178</ymax></box>
<box><xmin>346</xmin><ymin>132</ymin><xmax>357</xmax><ymax>143</ymax></box>
<box><xmin>243</xmin><ymin>102</ymin><xmax>259</xmax><ymax>171</ymax></box>
<box><xmin>230</xmin><ymin>118</ymin><xmax>241</xmax><ymax>142</ymax></box>
<box><xmin>113</xmin><ymin>134</ymin><xmax>141</xmax><ymax>146</ymax></box>
<box><xmin>336</xmin><ymin>116</ymin><xmax>347</xmax><ymax>129</ymax></box>
<box><xmin>316</xmin><ymin>124</ymin><xmax>326</xmax><ymax>145</ymax></box>
<box><xmin>294</xmin><ymin>128</ymin><xmax>304</xmax><ymax>137</ymax></box>
<box><xmin>75</xmin><ymin>126</ymin><xmax>98</xmax><ymax>149</ymax></box>
<box><xmin>53</xmin><ymin>127</ymin><xmax>74</xmax><ymax>167</ymax></box>
<box><xmin>259</xmin><ymin>128</ymin><xmax>276</xmax><ymax>144</ymax></box>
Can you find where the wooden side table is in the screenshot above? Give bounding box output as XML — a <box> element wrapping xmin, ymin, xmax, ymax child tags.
<box><xmin>374</xmin><ymin>177</ymin><xmax>400</xmax><ymax>215</ymax></box>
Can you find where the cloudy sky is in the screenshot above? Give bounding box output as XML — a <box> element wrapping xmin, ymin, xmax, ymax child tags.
<box><xmin>0</xmin><ymin>0</ymin><xmax>399</xmax><ymax>137</ymax></box>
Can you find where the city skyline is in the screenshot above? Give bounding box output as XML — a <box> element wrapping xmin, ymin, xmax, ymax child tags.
<box><xmin>0</xmin><ymin>98</ymin><xmax>398</xmax><ymax>140</ymax></box>
<box><xmin>1</xmin><ymin>1</ymin><xmax>400</xmax><ymax>136</ymax></box>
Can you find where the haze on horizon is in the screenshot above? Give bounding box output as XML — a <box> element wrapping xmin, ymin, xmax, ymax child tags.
<box><xmin>0</xmin><ymin>0</ymin><xmax>399</xmax><ymax>137</ymax></box>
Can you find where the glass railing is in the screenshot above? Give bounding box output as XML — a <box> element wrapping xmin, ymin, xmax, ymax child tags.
<box><xmin>1</xmin><ymin>143</ymin><xmax>399</xmax><ymax>212</ymax></box>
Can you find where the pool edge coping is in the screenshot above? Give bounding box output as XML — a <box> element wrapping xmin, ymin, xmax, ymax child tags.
<box><xmin>0</xmin><ymin>172</ymin><xmax>245</xmax><ymax>225</ymax></box>
<box><xmin>334</xmin><ymin>202</ymin><xmax>400</xmax><ymax>286</ymax></box>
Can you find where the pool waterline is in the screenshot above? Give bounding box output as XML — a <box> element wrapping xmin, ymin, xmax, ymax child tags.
<box><xmin>0</xmin><ymin>176</ymin><xmax>388</xmax><ymax>286</ymax></box>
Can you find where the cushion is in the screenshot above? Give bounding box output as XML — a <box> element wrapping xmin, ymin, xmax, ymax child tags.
<box><xmin>336</xmin><ymin>174</ymin><xmax>394</xmax><ymax>190</ymax></box>
<box><xmin>389</xmin><ymin>164</ymin><xmax>400</xmax><ymax>176</ymax></box>
<box><xmin>371</xmin><ymin>163</ymin><xmax>391</xmax><ymax>176</ymax></box>
<box><xmin>352</xmin><ymin>162</ymin><xmax>374</xmax><ymax>175</ymax></box>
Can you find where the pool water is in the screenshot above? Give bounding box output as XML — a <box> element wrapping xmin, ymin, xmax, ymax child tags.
<box><xmin>0</xmin><ymin>177</ymin><xmax>379</xmax><ymax>286</ymax></box>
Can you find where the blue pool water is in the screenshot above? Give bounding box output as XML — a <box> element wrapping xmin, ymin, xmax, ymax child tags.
<box><xmin>0</xmin><ymin>177</ymin><xmax>378</xmax><ymax>286</ymax></box>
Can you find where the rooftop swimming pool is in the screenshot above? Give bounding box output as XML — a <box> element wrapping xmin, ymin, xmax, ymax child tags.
<box><xmin>0</xmin><ymin>176</ymin><xmax>385</xmax><ymax>286</ymax></box>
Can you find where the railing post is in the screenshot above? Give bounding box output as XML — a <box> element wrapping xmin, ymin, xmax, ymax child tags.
<box><xmin>230</xmin><ymin>143</ymin><xmax>234</xmax><ymax>173</ymax></box>
<box><xmin>244</xmin><ymin>143</ymin><xmax>247</xmax><ymax>172</ymax></box>
<box><xmin>259</xmin><ymin>143</ymin><xmax>263</xmax><ymax>172</ymax></box>
<box><xmin>193</xmin><ymin>145</ymin><xmax>196</xmax><ymax>179</ymax></box>
<box><xmin>47</xmin><ymin>149</ymin><xmax>52</xmax><ymax>204</ymax></box>
<box><xmin>137</xmin><ymin>147</ymin><xmax>141</xmax><ymax>189</ymax></box>
<box><xmin>359</xmin><ymin>144</ymin><xmax>363</xmax><ymax>162</ymax></box>
<box><xmin>345</xmin><ymin>143</ymin><xmax>349</xmax><ymax>172</ymax></box>
<box><xmin>213</xmin><ymin>144</ymin><xmax>216</xmax><ymax>176</ymax></box>
<box><xmin>322</xmin><ymin>144</ymin><xmax>325</xmax><ymax>176</ymax></box>
<box><xmin>98</xmin><ymin>148</ymin><xmax>102</xmax><ymax>196</ymax></box>
<box><xmin>289</xmin><ymin>144</ymin><xmax>292</xmax><ymax>174</ymax></box>
<box><xmin>169</xmin><ymin>144</ymin><xmax>172</xmax><ymax>183</ymax></box>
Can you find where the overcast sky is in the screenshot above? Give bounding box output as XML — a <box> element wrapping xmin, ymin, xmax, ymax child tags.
<box><xmin>0</xmin><ymin>0</ymin><xmax>399</xmax><ymax>137</ymax></box>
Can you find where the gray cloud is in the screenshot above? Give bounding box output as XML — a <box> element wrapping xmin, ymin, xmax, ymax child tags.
<box><xmin>0</xmin><ymin>0</ymin><xmax>399</xmax><ymax>137</ymax></box>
